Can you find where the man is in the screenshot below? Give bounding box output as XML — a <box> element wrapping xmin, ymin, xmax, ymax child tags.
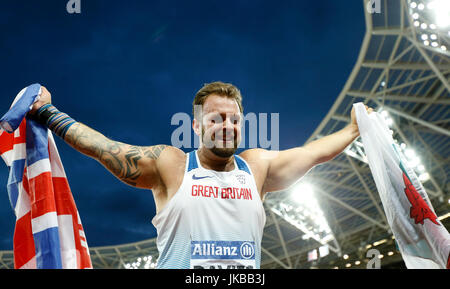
<box><xmin>30</xmin><ymin>81</ymin><xmax>372</xmax><ymax>269</ymax></box>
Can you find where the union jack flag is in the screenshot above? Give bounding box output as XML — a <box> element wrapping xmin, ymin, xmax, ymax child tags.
<box><xmin>0</xmin><ymin>84</ymin><xmax>92</xmax><ymax>269</ymax></box>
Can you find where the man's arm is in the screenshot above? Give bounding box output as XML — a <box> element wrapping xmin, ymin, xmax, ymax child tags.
<box><xmin>259</xmin><ymin>105</ymin><xmax>372</xmax><ymax>195</ymax></box>
<box><xmin>31</xmin><ymin>86</ymin><xmax>168</xmax><ymax>189</ymax></box>
<box><xmin>64</xmin><ymin>123</ymin><xmax>167</xmax><ymax>188</ymax></box>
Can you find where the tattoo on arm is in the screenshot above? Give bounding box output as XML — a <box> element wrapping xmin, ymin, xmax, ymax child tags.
<box><xmin>64</xmin><ymin>122</ymin><xmax>167</xmax><ymax>187</ymax></box>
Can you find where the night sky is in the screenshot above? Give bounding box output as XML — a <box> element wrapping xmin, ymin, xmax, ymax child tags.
<box><xmin>0</xmin><ymin>0</ymin><xmax>365</xmax><ymax>249</ymax></box>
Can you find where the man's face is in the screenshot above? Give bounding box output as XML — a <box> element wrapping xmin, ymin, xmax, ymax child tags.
<box><xmin>194</xmin><ymin>94</ymin><xmax>242</xmax><ymax>158</ymax></box>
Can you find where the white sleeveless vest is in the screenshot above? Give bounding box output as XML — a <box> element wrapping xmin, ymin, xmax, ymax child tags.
<box><xmin>151</xmin><ymin>150</ymin><xmax>266</xmax><ymax>269</ymax></box>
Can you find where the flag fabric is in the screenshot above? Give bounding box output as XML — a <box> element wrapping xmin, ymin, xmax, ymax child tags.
<box><xmin>0</xmin><ymin>84</ymin><xmax>92</xmax><ymax>269</ymax></box>
<box><xmin>319</xmin><ymin>245</ymin><xmax>329</xmax><ymax>258</ymax></box>
<box><xmin>307</xmin><ymin>249</ymin><xmax>318</xmax><ymax>262</ymax></box>
<box><xmin>354</xmin><ymin>102</ymin><xmax>450</xmax><ymax>269</ymax></box>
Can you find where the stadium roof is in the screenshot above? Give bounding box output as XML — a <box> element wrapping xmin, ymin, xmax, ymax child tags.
<box><xmin>260</xmin><ymin>0</ymin><xmax>449</xmax><ymax>269</ymax></box>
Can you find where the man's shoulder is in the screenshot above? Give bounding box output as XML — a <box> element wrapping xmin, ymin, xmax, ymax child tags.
<box><xmin>237</xmin><ymin>149</ymin><xmax>274</xmax><ymax>197</ymax></box>
<box><xmin>237</xmin><ymin>148</ymin><xmax>274</xmax><ymax>173</ymax></box>
<box><xmin>238</xmin><ymin>148</ymin><xmax>278</xmax><ymax>163</ymax></box>
<box><xmin>239</xmin><ymin>148</ymin><xmax>263</xmax><ymax>160</ymax></box>
<box><xmin>155</xmin><ymin>146</ymin><xmax>186</xmax><ymax>191</ymax></box>
<box><xmin>159</xmin><ymin>145</ymin><xmax>186</xmax><ymax>163</ymax></box>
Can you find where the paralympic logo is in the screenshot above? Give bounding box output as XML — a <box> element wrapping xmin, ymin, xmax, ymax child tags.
<box><xmin>240</xmin><ymin>242</ymin><xmax>255</xmax><ymax>260</ymax></box>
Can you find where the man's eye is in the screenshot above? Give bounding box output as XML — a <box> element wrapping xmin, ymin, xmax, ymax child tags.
<box><xmin>210</xmin><ymin>118</ymin><xmax>222</xmax><ymax>124</ymax></box>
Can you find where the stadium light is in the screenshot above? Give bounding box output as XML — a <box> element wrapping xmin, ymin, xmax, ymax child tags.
<box><xmin>427</xmin><ymin>0</ymin><xmax>450</xmax><ymax>28</ymax></box>
<box><xmin>376</xmin><ymin>109</ymin><xmax>432</xmax><ymax>183</ymax></box>
<box><xmin>396</xmin><ymin>143</ymin><xmax>431</xmax><ymax>183</ymax></box>
<box><xmin>269</xmin><ymin>182</ymin><xmax>340</xmax><ymax>254</ymax></box>
<box><xmin>407</xmin><ymin>0</ymin><xmax>450</xmax><ymax>54</ymax></box>
<box><xmin>418</xmin><ymin>172</ymin><xmax>430</xmax><ymax>182</ymax></box>
<box><xmin>291</xmin><ymin>183</ymin><xmax>315</xmax><ymax>204</ymax></box>
<box><xmin>373</xmin><ymin>238</ymin><xmax>388</xmax><ymax>246</ymax></box>
<box><xmin>346</xmin><ymin>108</ymin><xmax>432</xmax><ymax>186</ymax></box>
<box><xmin>124</xmin><ymin>254</ymin><xmax>157</xmax><ymax>269</ymax></box>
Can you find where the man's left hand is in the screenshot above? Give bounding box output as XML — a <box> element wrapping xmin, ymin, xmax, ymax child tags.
<box><xmin>351</xmin><ymin>105</ymin><xmax>373</xmax><ymax>127</ymax></box>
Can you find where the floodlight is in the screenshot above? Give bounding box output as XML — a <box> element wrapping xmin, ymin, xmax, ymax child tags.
<box><xmin>270</xmin><ymin>182</ymin><xmax>340</xmax><ymax>254</ymax></box>
<box><xmin>428</xmin><ymin>0</ymin><xmax>450</xmax><ymax>28</ymax></box>
<box><xmin>407</xmin><ymin>0</ymin><xmax>449</xmax><ymax>54</ymax></box>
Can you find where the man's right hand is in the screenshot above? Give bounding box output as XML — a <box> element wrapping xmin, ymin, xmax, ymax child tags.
<box><xmin>30</xmin><ymin>86</ymin><xmax>52</xmax><ymax>115</ymax></box>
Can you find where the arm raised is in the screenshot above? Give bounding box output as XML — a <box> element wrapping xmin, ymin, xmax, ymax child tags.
<box><xmin>64</xmin><ymin>123</ymin><xmax>167</xmax><ymax>188</ymax></box>
<box><xmin>260</xmin><ymin>105</ymin><xmax>372</xmax><ymax>195</ymax></box>
<box><xmin>30</xmin><ymin>86</ymin><xmax>168</xmax><ymax>189</ymax></box>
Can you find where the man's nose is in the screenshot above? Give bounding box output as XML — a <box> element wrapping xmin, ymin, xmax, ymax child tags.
<box><xmin>223</xmin><ymin>117</ymin><xmax>235</xmax><ymax>129</ymax></box>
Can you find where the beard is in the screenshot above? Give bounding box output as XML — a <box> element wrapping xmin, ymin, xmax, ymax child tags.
<box><xmin>210</xmin><ymin>146</ymin><xmax>237</xmax><ymax>158</ymax></box>
<box><xmin>202</xmin><ymin>127</ymin><xmax>239</xmax><ymax>158</ymax></box>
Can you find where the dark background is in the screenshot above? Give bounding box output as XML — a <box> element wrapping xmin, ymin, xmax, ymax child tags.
<box><xmin>0</xmin><ymin>0</ymin><xmax>365</xmax><ymax>249</ymax></box>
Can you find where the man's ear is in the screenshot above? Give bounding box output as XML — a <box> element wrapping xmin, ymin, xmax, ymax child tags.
<box><xmin>193</xmin><ymin>118</ymin><xmax>201</xmax><ymax>136</ymax></box>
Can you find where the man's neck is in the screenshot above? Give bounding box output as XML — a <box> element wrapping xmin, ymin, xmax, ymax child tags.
<box><xmin>197</xmin><ymin>147</ymin><xmax>235</xmax><ymax>172</ymax></box>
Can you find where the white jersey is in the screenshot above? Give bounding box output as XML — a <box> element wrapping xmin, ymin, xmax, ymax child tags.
<box><xmin>151</xmin><ymin>150</ymin><xmax>266</xmax><ymax>269</ymax></box>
